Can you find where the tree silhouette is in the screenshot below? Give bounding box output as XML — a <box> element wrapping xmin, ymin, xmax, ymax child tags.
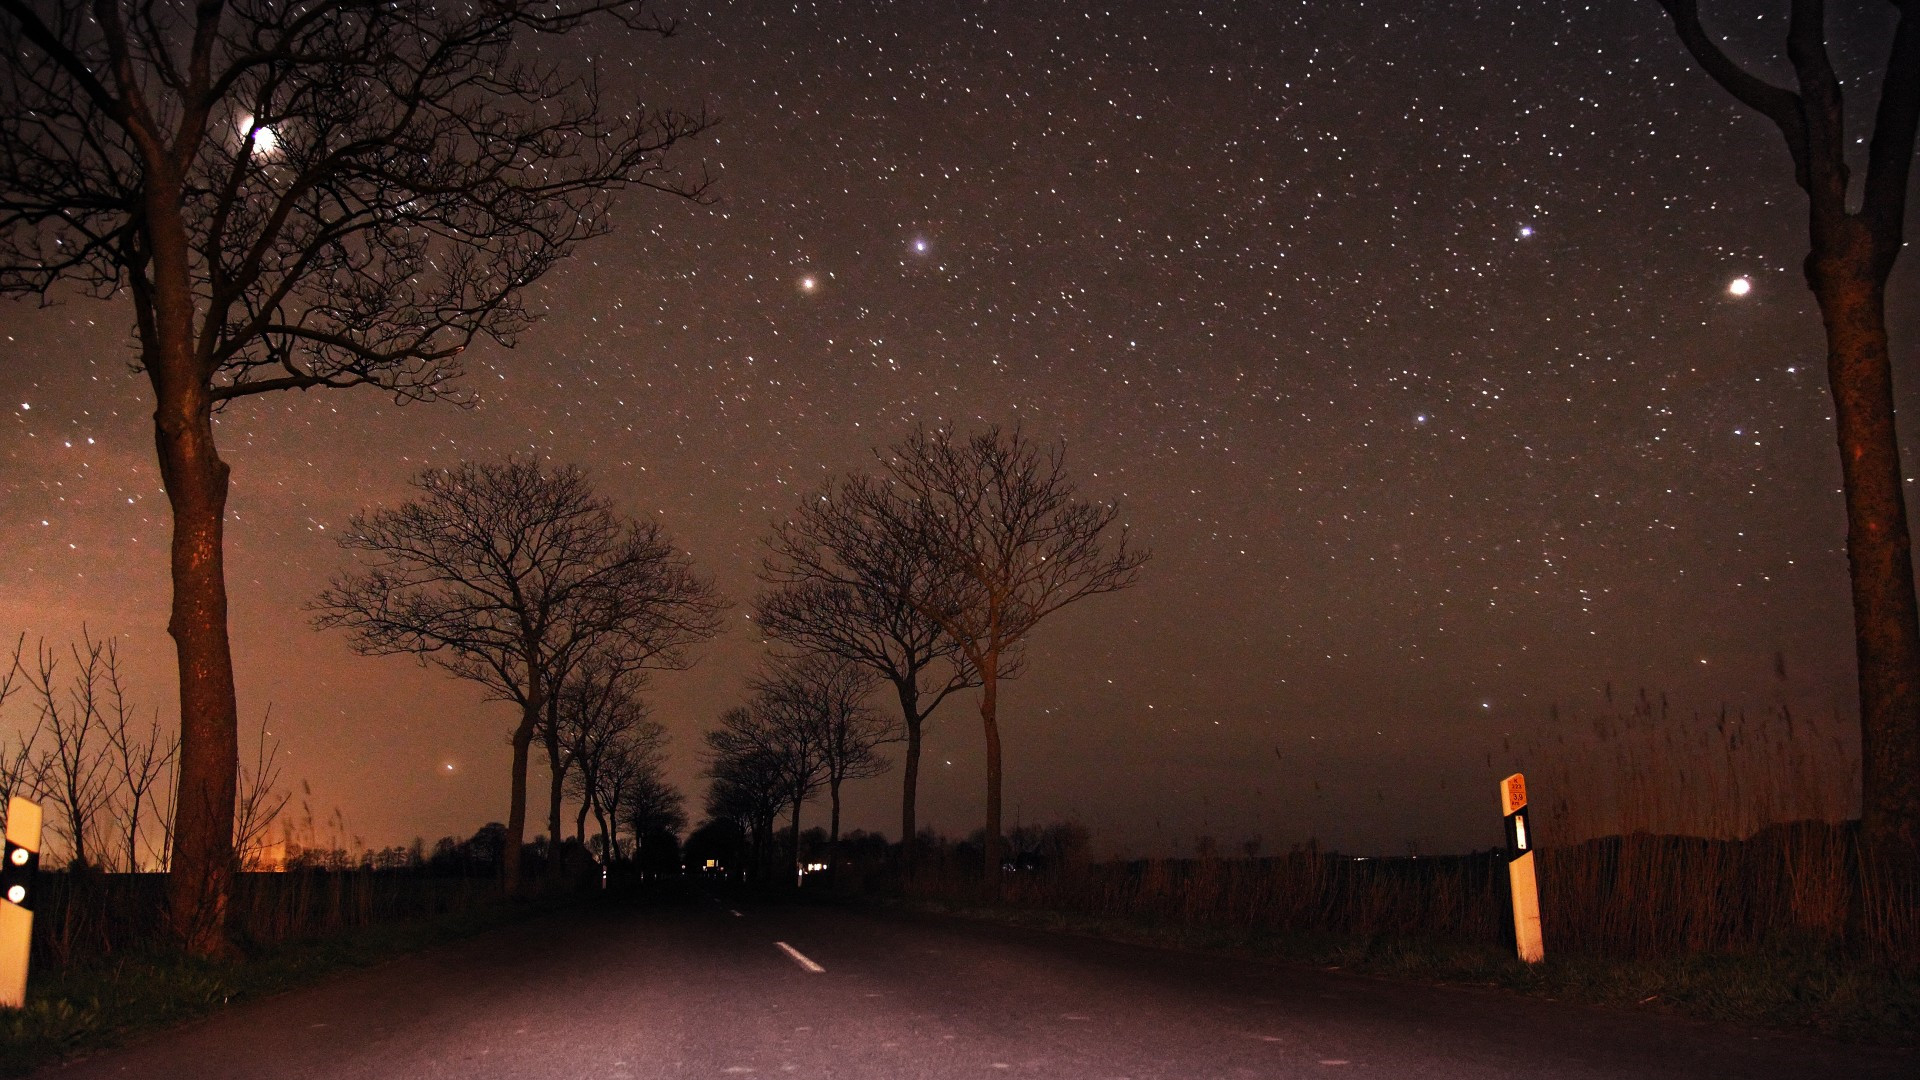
<box><xmin>313</xmin><ymin>457</ymin><xmax>722</xmax><ymax>894</ymax></box>
<box><xmin>555</xmin><ymin>659</ymin><xmax>670</xmax><ymax>864</ymax></box>
<box><xmin>876</xmin><ymin>425</ymin><xmax>1146</xmax><ymax>889</ymax></box>
<box><xmin>0</xmin><ymin>0</ymin><xmax>708</xmax><ymax>950</ymax></box>
<box><xmin>703</xmin><ymin>706</ymin><xmax>794</xmax><ymax>884</ymax></box>
<box><xmin>754</xmin><ymin>652</ymin><xmax>893</xmax><ymax>878</ymax></box>
<box><xmin>1653</xmin><ymin>0</ymin><xmax>1920</xmax><ymax>873</ymax></box>
<box><xmin>760</xmin><ymin>478</ymin><xmax>977</xmax><ymax>868</ymax></box>
<box><xmin>623</xmin><ymin>755</ymin><xmax>688</xmax><ymax>875</ymax></box>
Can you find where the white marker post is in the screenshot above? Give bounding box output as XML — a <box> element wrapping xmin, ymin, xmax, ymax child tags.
<box><xmin>1</xmin><ymin>796</ymin><xmax>43</xmax><ymax>1008</ymax></box>
<box><xmin>1500</xmin><ymin>773</ymin><xmax>1544</xmax><ymax>964</ymax></box>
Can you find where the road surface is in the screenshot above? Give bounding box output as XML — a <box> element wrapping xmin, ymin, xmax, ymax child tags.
<box><xmin>35</xmin><ymin>890</ymin><xmax>1915</xmax><ymax>1079</ymax></box>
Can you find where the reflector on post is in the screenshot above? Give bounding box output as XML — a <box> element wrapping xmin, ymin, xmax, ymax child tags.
<box><xmin>1</xmin><ymin>796</ymin><xmax>43</xmax><ymax>1009</ymax></box>
<box><xmin>1500</xmin><ymin>773</ymin><xmax>1544</xmax><ymax>964</ymax></box>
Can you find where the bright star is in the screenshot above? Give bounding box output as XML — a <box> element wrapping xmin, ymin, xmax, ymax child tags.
<box><xmin>1728</xmin><ymin>276</ymin><xmax>1752</xmax><ymax>297</ymax></box>
<box><xmin>913</xmin><ymin>238</ymin><xmax>929</xmax><ymax>253</ymax></box>
<box><xmin>799</xmin><ymin>275</ymin><xmax>817</xmax><ymax>292</ymax></box>
<box><xmin>1517</xmin><ymin>225</ymin><xmax>1533</xmax><ymax>238</ymax></box>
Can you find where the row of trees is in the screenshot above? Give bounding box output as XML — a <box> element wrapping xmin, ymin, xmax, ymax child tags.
<box><xmin>706</xmin><ymin>424</ymin><xmax>1146</xmax><ymax>889</ymax></box>
<box><xmin>313</xmin><ymin>458</ymin><xmax>720</xmax><ymax>895</ymax></box>
<box><xmin>703</xmin><ymin>654</ymin><xmax>892</xmax><ymax>883</ymax></box>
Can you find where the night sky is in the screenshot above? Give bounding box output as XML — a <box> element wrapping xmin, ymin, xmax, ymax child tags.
<box><xmin>2</xmin><ymin>1</ymin><xmax>1911</xmax><ymax>857</ymax></box>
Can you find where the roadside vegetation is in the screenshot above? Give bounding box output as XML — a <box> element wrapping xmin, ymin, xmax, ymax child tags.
<box><xmin>847</xmin><ymin>693</ymin><xmax>1917</xmax><ymax>1044</ymax></box>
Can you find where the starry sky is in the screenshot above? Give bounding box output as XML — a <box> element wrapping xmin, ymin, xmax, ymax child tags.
<box><xmin>1</xmin><ymin>0</ymin><xmax>1912</xmax><ymax>857</ymax></box>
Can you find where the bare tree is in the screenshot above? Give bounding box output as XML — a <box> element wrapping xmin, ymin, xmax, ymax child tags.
<box><xmin>232</xmin><ymin>709</ymin><xmax>290</xmax><ymax>871</ymax></box>
<box><xmin>872</xmin><ymin>425</ymin><xmax>1146</xmax><ymax>888</ymax></box>
<box><xmin>313</xmin><ymin>457</ymin><xmax>723</xmax><ymax>894</ymax></box>
<box><xmin>760</xmin><ymin>481</ymin><xmax>978</xmax><ymax>867</ymax></box>
<box><xmin>703</xmin><ymin>707</ymin><xmax>792</xmax><ymax>884</ymax></box>
<box><xmin>0</xmin><ymin>636</ymin><xmax>38</xmax><ymax>821</ymax></box>
<box><xmin>588</xmin><ymin>724</ymin><xmax>671</xmax><ymax>866</ymax></box>
<box><xmin>756</xmin><ymin>653</ymin><xmax>892</xmax><ymax>878</ymax></box>
<box><xmin>625</xmin><ymin>764</ymin><xmax>688</xmax><ymax>873</ymax></box>
<box><xmin>25</xmin><ymin>632</ymin><xmax>119</xmax><ymax>870</ymax></box>
<box><xmin>0</xmin><ymin>0</ymin><xmax>709</xmax><ymax>951</ymax></box>
<box><xmin>100</xmin><ymin>643</ymin><xmax>177</xmax><ymax>873</ymax></box>
<box><xmin>556</xmin><ymin>659</ymin><xmax>667</xmax><ymax>863</ymax></box>
<box><xmin>1652</xmin><ymin>1</ymin><xmax>1920</xmax><ymax>874</ymax></box>
<box><xmin>704</xmin><ymin>693</ymin><xmax>829</xmax><ymax>885</ymax></box>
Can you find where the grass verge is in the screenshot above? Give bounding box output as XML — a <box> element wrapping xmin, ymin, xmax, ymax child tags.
<box><xmin>892</xmin><ymin>897</ymin><xmax>1920</xmax><ymax>1046</ymax></box>
<box><xmin>0</xmin><ymin>895</ymin><xmax>566</xmax><ymax>1077</ymax></box>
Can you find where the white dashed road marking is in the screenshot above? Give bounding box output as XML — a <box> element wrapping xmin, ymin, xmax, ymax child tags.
<box><xmin>776</xmin><ymin>941</ymin><xmax>826</xmax><ymax>973</ymax></box>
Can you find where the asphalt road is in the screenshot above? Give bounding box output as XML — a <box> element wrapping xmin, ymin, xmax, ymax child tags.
<box><xmin>36</xmin><ymin>890</ymin><xmax>1916</xmax><ymax>1079</ymax></box>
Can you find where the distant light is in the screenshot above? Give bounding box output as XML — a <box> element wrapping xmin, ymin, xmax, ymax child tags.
<box><xmin>1415</xmin><ymin>414</ymin><xmax>1428</xmax><ymax>424</ymax></box>
<box><xmin>1728</xmin><ymin>276</ymin><xmax>1752</xmax><ymax>297</ymax></box>
<box><xmin>799</xmin><ymin>275</ymin><xmax>817</xmax><ymax>291</ymax></box>
<box><xmin>913</xmin><ymin>238</ymin><xmax>929</xmax><ymax>253</ymax></box>
<box><xmin>1518</xmin><ymin>225</ymin><xmax>1534</xmax><ymax>238</ymax></box>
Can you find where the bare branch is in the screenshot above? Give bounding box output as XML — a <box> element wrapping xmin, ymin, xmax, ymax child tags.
<box><xmin>1655</xmin><ymin>0</ymin><xmax>1812</xmax><ymax>189</ymax></box>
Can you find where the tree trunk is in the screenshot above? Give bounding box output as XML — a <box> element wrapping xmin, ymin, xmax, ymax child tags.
<box><xmin>592</xmin><ymin>796</ymin><xmax>612</xmax><ymax>865</ymax></box>
<box><xmin>828</xmin><ymin>778</ymin><xmax>843</xmax><ymax>885</ymax></box>
<box><xmin>897</xmin><ymin>680</ymin><xmax>923</xmax><ymax>870</ymax></box>
<box><xmin>502</xmin><ymin>706</ymin><xmax>538</xmax><ymax>895</ymax></box>
<box><xmin>575</xmin><ymin>794</ymin><xmax>592</xmax><ymax>846</ymax></box>
<box><xmin>1810</xmin><ymin>224</ymin><xmax>1920</xmax><ymax>877</ymax></box>
<box><xmin>125</xmin><ymin>793</ymin><xmax>141</xmax><ymax>875</ymax></box>
<box><xmin>543</xmin><ymin>717</ymin><xmax>566</xmax><ymax>878</ymax></box>
<box><xmin>980</xmin><ymin>661</ymin><xmax>1002</xmax><ymax>895</ymax></box>
<box><xmin>150</xmin><ymin>183</ymin><xmax>240</xmax><ymax>954</ymax></box>
<box><xmin>788</xmin><ymin>797</ymin><xmax>804</xmax><ymax>887</ymax></box>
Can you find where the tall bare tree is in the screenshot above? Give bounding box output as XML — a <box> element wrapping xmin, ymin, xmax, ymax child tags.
<box><xmin>873</xmin><ymin>425</ymin><xmax>1146</xmax><ymax>888</ymax></box>
<box><xmin>313</xmin><ymin>457</ymin><xmax>723</xmax><ymax>894</ymax></box>
<box><xmin>755</xmin><ymin>652</ymin><xmax>892</xmax><ymax>876</ymax></box>
<box><xmin>760</xmin><ymin>481</ymin><xmax>977</xmax><ymax>867</ymax></box>
<box><xmin>0</xmin><ymin>0</ymin><xmax>708</xmax><ymax>950</ymax></box>
<box><xmin>1653</xmin><ymin>0</ymin><xmax>1920</xmax><ymax>873</ymax></box>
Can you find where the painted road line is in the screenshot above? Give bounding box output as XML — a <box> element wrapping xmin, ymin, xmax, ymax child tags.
<box><xmin>775</xmin><ymin>941</ymin><xmax>825</xmax><ymax>973</ymax></box>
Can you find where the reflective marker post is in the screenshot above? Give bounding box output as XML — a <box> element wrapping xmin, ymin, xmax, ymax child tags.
<box><xmin>1500</xmin><ymin>773</ymin><xmax>1544</xmax><ymax>964</ymax></box>
<box><xmin>1</xmin><ymin>796</ymin><xmax>42</xmax><ymax>1008</ymax></box>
